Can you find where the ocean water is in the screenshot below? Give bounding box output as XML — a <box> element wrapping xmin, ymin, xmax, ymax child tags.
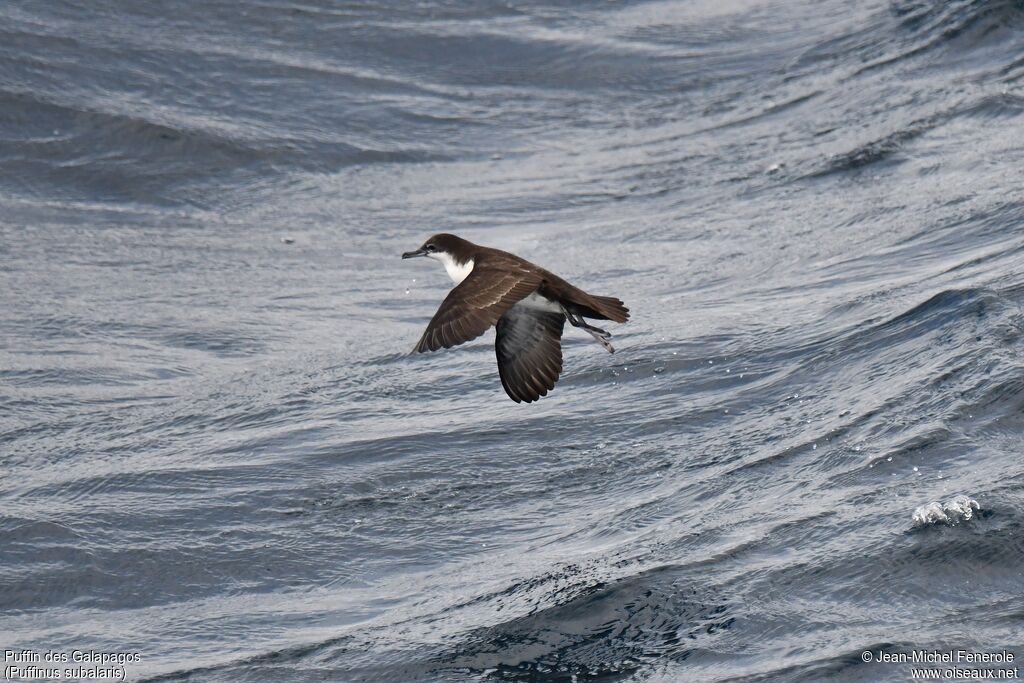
<box><xmin>2</xmin><ymin>0</ymin><xmax>1024</xmax><ymax>681</ymax></box>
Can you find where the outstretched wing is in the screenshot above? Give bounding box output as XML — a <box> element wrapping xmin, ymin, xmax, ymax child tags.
<box><xmin>414</xmin><ymin>267</ymin><xmax>542</xmax><ymax>353</ymax></box>
<box><xmin>495</xmin><ymin>306</ymin><xmax>566</xmax><ymax>403</ymax></box>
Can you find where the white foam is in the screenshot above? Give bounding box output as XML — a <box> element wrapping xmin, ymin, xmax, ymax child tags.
<box><xmin>911</xmin><ymin>494</ymin><xmax>980</xmax><ymax>528</ymax></box>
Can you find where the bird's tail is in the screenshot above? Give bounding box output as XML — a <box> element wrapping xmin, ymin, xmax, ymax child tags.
<box><xmin>588</xmin><ymin>296</ymin><xmax>630</xmax><ymax>323</ymax></box>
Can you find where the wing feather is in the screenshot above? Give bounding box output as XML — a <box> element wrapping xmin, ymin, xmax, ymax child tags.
<box><xmin>413</xmin><ymin>266</ymin><xmax>542</xmax><ymax>353</ymax></box>
<box><xmin>495</xmin><ymin>306</ymin><xmax>565</xmax><ymax>403</ymax></box>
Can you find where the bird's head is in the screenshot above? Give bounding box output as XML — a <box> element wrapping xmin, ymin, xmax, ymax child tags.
<box><xmin>402</xmin><ymin>233</ymin><xmax>476</xmax><ymax>283</ymax></box>
<box><xmin>402</xmin><ymin>233</ymin><xmax>475</xmax><ymax>263</ymax></box>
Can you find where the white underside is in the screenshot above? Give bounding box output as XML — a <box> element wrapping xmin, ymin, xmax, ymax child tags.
<box><xmin>517</xmin><ymin>291</ymin><xmax>563</xmax><ymax>314</ymax></box>
<box><xmin>430</xmin><ymin>252</ymin><xmax>474</xmax><ymax>284</ymax></box>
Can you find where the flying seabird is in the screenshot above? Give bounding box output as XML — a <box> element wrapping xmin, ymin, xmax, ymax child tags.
<box><xmin>402</xmin><ymin>233</ymin><xmax>629</xmax><ymax>402</ymax></box>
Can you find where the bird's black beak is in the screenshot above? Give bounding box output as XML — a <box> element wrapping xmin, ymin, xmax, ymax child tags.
<box><xmin>402</xmin><ymin>248</ymin><xmax>427</xmax><ymax>259</ymax></box>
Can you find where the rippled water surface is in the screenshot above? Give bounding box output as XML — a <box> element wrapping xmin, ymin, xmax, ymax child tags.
<box><xmin>3</xmin><ymin>1</ymin><xmax>1024</xmax><ymax>681</ymax></box>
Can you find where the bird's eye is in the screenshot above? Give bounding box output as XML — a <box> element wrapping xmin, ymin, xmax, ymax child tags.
<box><xmin>426</xmin><ymin>244</ymin><xmax>436</xmax><ymax>252</ymax></box>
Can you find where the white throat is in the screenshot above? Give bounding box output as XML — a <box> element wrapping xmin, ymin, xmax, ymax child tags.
<box><xmin>430</xmin><ymin>251</ymin><xmax>474</xmax><ymax>284</ymax></box>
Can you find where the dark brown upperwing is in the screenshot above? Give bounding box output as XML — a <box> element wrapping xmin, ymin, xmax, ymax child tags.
<box><xmin>413</xmin><ymin>265</ymin><xmax>542</xmax><ymax>353</ymax></box>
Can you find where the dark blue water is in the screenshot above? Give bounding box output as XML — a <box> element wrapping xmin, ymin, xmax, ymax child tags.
<box><xmin>3</xmin><ymin>1</ymin><xmax>1024</xmax><ymax>681</ymax></box>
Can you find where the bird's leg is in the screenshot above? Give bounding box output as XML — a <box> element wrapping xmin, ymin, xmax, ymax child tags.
<box><xmin>585</xmin><ymin>327</ymin><xmax>615</xmax><ymax>353</ymax></box>
<box><xmin>564</xmin><ymin>308</ymin><xmax>611</xmax><ymax>338</ymax></box>
<box><xmin>561</xmin><ymin>306</ymin><xmax>616</xmax><ymax>353</ymax></box>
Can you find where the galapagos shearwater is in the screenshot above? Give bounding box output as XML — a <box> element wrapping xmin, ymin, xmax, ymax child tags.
<box><xmin>402</xmin><ymin>233</ymin><xmax>629</xmax><ymax>403</ymax></box>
